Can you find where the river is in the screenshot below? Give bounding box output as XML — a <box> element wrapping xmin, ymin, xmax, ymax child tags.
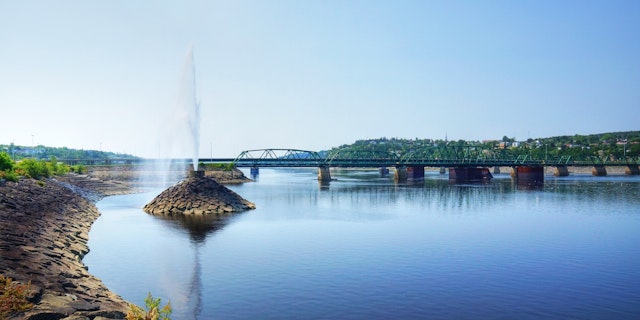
<box><xmin>84</xmin><ymin>168</ymin><xmax>640</xmax><ymax>319</ymax></box>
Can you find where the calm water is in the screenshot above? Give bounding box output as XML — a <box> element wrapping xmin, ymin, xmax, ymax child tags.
<box><xmin>85</xmin><ymin>169</ymin><xmax>640</xmax><ymax>319</ymax></box>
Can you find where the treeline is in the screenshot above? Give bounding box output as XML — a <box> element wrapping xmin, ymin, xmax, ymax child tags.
<box><xmin>329</xmin><ymin>131</ymin><xmax>640</xmax><ymax>160</ymax></box>
<box><xmin>0</xmin><ymin>144</ymin><xmax>138</xmax><ymax>161</ymax></box>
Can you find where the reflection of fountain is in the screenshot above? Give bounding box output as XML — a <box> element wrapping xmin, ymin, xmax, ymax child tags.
<box><xmin>156</xmin><ymin>214</ymin><xmax>231</xmax><ymax>320</ymax></box>
<box><xmin>157</xmin><ymin>214</ymin><xmax>228</xmax><ymax>244</ymax></box>
<box><xmin>189</xmin><ymin>243</ymin><xmax>203</xmax><ymax>320</ymax></box>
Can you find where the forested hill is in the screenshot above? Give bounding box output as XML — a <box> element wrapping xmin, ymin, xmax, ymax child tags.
<box><xmin>0</xmin><ymin>144</ymin><xmax>138</xmax><ymax>161</ymax></box>
<box><xmin>328</xmin><ymin>131</ymin><xmax>640</xmax><ymax>159</ymax></box>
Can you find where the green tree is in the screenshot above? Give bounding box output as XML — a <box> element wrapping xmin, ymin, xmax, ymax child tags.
<box><xmin>0</xmin><ymin>152</ymin><xmax>13</xmax><ymax>171</ymax></box>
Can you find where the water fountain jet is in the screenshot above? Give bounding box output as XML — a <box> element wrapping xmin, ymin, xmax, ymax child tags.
<box><xmin>143</xmin><ymin>46</ymin><xmax>255</xmax><ymax>215</ymax></box>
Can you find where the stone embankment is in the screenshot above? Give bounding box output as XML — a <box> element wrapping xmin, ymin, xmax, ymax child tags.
<box><xmin>143</xmin><ymin>176</ymin><xmax>255</xmax><ymax>216</ymax></box>
<box><xmin>0</xmin><ymin>175</ymin><xmax>132</xmax><ymax>320</ymax></box>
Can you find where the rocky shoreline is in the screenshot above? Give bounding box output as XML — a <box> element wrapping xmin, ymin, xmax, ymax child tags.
<box><xmin>0</xmin><ymin>167</ymin><xmax>252</xmax><ymax>319</ymax></box>
<box><xmin>0</xmin><ymin>176</ymin><xmax>131</xmax><ymax>320</ymax></box>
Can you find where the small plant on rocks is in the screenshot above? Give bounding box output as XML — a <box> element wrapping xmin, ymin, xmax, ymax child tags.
<box><xmin>126</xmin><ymin>292</ymin><xmax>172</xmax><ymax>320</ymax></box>
<box><xmin>0</xmin><ymin>275</ymin><xmax>34</xmax><ymax>319</ymax></box>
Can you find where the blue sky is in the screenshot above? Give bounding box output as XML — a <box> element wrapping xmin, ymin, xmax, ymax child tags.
<box><xmin>1</xmin><ymin>1</ymin><xmax>638</xmax><ymax>158</ymax></box>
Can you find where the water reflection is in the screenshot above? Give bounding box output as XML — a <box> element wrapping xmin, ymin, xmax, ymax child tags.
<box><xmin>150</xmin><ymin>214</ymin><xmax>237</xmax><ymax>319</ymax></box>
<box><xmin>155</xmin><ymin>214</ymin><xmax>230</xmax><ymax>244</ymax></box>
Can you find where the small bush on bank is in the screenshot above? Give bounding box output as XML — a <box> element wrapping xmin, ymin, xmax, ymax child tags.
<box><xmin>46</xmin><ymin>157</ymin><xmax>69</xmax><ymax>175</ymax></box>
<box><xmin>12</xmin><ymin>157</ymin><xmax>71</xmax><ymax>180</ymax></box>
<box><xmin>0</xmin><ymin>152</ymin><xmax>19</xmax><ymax>182</ymax></box>
<box><xmin>0</xmin><ymin>170</ymin><xmax>19</xmax><ymax>182</ymax></box>
<box><xmin>15</xmin><ymin>158</ymin><xmax>51</xmax><ymax>179</ymax></box>
<box><xmin>126</xmin><ymin>292</ymin><xmax>172</xmax><ymax>320</ymax></box>
<box><xmin>0</xmin><ymin>275</ymin><xmax>33</xmax><ymax>318</ymax></box>
<box><xmin>0</xmin><ymin>152</ymin><xmax>13</xmax><ymax>172</ymax></box>
<box><xmin>200</xmin><ymin>162</ymin><xmax>236</xmax><ymax>171</ymax></box>
<box><xmin>70</xmin><ymin>164</ymin><xmax>87</xmax><ymax>174</ymax></box>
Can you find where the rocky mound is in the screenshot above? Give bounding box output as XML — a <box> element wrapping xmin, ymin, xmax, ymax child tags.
<box><xmin>143</xmin><ymin>177</ymin><xmax>256</xmax><ymax>215</ymax></box>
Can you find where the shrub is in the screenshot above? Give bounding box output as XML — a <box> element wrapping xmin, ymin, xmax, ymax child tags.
<box><xmin>0</xmin><ymin>170</ymin><xmax>19</xmax><ymax>182</ymax></box>
<box><xmin>16</xmin><ymin>159</ymin><xmax>50</xmax><ymax>180</ymax></box>
<box><xmin>204</xmin><ymin>163</ymin><xmax>236</xmax><ymax>171</ymax></box>
<box><xmin>125</xmin><ymin>292</ymin><xmax>172</xmax><ymax>320</ymax></box>
<box><xmin>0</xmin><ymin>152</ymin><xmax>13</xmax><ymax>172</ymax></box>
<box><xmin>46</xmin><ymin>156</ymin><xmax>70</xmax><ymax>175</ymax></box>
<box><xmin>0</xmin><ymin>275</ymin><xmax>33</xmax><ymax>318</ymax></box>
<box><xmin>71</xmin><ymin>164</ymin><xmax>87</xmax><ymax>174</ymax></box>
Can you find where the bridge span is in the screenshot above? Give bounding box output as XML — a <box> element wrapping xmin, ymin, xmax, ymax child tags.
<box><xmin>60</xmin><ymin>148</ymin><xmax>640</xmax><ymax>185</ymax></box>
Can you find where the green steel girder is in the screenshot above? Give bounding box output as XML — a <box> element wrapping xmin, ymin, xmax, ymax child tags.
<box><xmin>230</xmin><ymin>146</ymin><xmax>640</xmax><ymax>168</ymax></box>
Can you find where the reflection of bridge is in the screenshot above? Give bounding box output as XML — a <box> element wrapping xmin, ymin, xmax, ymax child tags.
<box><xmin>61</xmin><ymin>147</ymin><xmax>640</xmax><ymax>184</ymax></box>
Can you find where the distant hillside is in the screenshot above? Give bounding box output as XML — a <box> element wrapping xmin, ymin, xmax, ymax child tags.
<box><xmin>328</xmin><ymin>131</ymin><xmax>640</xmax><ymax>159</ymax></box>
<box><xmin>0</xmin><ymin>144</ymin><xmax>138</xmax><ymax>161</ymax></box>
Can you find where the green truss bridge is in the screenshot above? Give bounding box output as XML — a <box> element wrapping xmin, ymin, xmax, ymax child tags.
<box><xmin>61</xmin><ymin>147</ymin><xmax>640</xmax><ymax>184</ymax></box>
<box><xmin>222</xmin><ymin>148</ymin><xmax>640</xmax><ymax>184</ymax></box>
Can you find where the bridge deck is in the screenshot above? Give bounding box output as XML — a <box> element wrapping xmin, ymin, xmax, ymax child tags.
<box><xmin>57</xmin><ymin>146</ymin><xmax>640</xmax><ymax>167</ymax></box>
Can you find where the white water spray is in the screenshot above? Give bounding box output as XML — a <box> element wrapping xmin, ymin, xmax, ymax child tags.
<box><xmin>140</xmin><ymin>46</ymin><xmax>201</xmax><ymax>187</ymax></box>
<box><xmin>184</xmin><ymin>45</ymin><xmax>201</xmax><ymax>172</ymax></box>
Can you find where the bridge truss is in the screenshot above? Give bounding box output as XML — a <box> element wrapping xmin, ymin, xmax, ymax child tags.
<box><xmin>59</xmin><ymin>147</ymin><xmax>640</xmax><ymax>168</ymax></box>
<box><xmin>229</xmin><ymin>148</ymin><xmax>640</xmax><ymax>168</ymax></box>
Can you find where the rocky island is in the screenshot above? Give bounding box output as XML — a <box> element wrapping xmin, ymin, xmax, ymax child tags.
<box><xmin>143</xmin><ymin>173</ymin><xmax>256</xmax><ymax>216</ymax></box>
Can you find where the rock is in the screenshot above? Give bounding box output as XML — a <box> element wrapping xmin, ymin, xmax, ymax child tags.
<box><xmin>143</xmin><ymin>176</ymin><xmax>255</xmax><ymax>216</ymax></box>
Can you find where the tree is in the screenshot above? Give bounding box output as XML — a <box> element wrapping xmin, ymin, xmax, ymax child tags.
<box><xmin>0</xmin><ymin>152</ymin><xmax>13</xmax><ymax>171</ymax></box>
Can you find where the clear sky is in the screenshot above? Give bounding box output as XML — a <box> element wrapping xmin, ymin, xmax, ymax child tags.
<box><xmin>1</xmin><ymin>1</ymin><xmax>639</xmax><ymax>158</ymax></box>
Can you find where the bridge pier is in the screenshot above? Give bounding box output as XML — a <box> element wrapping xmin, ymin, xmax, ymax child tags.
<box><xmin>379</xmin><ymin>167</ymin><xmax>390</xmax><ymax>176</ymax></box>
<box><xmin>592</xmin><ymin>166</ymin><xmax>607</xmax><ymax>176</ymax></box>
<box><xmin>449</xmin><ymin>167</ymin><xmax>492</xmax><ymax>182</ymax></box>
<box><xmin>511</xmin><ymin>166</ymin><xmax>544</xmax><ymax>186</ymax></box>
<box><xmin>318</xmin><ymin>166</ymin><xmax>332</xmax><ymax>182</ymax></box>
<box><xmin>625</xmin><ymin>165</ymin><xmax>640</xmax><ymax>175</ymax></box>
<box><xmin>394</xmin><ymin>166</ymin><xmax>424</xmax><ymax>182</ymax></box>
<box><xmin>250</xmin><ymin>167</ymin><xmax>259</xmax><ymax>176</ymax></box>
<box><xmin>439</xmin><ymin>167</ymin><xmax>446</xmax><ymax>174</ymax></box>
<box><xmin>554</xmin><ymin>166</ymin><xmax>569</xmax><ymax>177</ymax></box>
<box><xmin>493</xmin><ymin>166</ymin><xmax>501</xmax><ymax>174</ymax></box>
<box><xmin>407</xmin><ymin>166</ymin><xmax>425</xmax><ymax>180</ymax></box>
<box><xmin>394</xmin><ymin>166</ymin><xmax>408</xmax><ymax>182</ymax></box>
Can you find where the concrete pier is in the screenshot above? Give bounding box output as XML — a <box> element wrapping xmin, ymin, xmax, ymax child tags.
<box><xmin>592</xmin><ymin>166</ymin><xmax>607</xmax><ymax>176</ymax></box>
<box><xmin>493</xmin><ymin>166</ymin><xmax>501</xmax><ymax>174</ymax></box>
<box><xmin>625</xmin><ymin>165</ymin><xmax>640</xmax><ymax>175</ymax></box>
<box><xmin>250</xmin><ymin>167</ymin><xmax>259</xmax><ymax>176</ymax></box>
<box><xmin>554</xmin><ymin>166</ymin><xmax>569</xmax><ymax>177</ymax></box>
<box><xmin>511</xmin><ymin>166</ymin><xmax>544</xmax><ymax>186</ymax></box>
<box><xmin>318</xmin><ymin>166</ymin><xmax>332</xmax><ymax>182</ymax></box>
<box><xmin>407</xmin><ymin>166</ymin><xmax>425</xmax><ymax>180</ymax></box>
<box><xmin>394</xmin><ymin>166</ymin><xmax>408</xmax><ymax>182</ymax></box>
<box><xmin>394</xmin><ymin>166</ymin><xmax>425</xmax><ymax>182</ymax></box>
<box><xmin>449</xmin><ymin>167</ymin><xmax>492</xmax><ymax>182</ymax></box>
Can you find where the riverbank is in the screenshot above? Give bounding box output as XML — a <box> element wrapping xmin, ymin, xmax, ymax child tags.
<box><xmin>0</xmin><ymin>176</ymin><xmax>131</xmax><ymax>319</ymax></box>
<box><xmin>0</xmin><ymin>166</ymin><xmax>252</xmax><ymax>319</ymax></box>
